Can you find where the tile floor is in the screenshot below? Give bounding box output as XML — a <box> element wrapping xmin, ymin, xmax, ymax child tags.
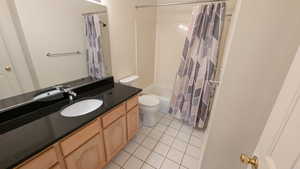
<box><xmin>104</xmin><ymin>113</ymin><xmax>205</xmax><ymax>169</ymax></box>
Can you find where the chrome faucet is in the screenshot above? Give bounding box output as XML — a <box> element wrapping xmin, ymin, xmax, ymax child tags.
<box><xmin>55</xmin><ymin>86</ymin><xmax>77</xmax><ymax>101</ymax></box>
<box><xmin>66</xmin><ymin>90</ymin><xmax>77</xmax><ymax>101</ymax></box>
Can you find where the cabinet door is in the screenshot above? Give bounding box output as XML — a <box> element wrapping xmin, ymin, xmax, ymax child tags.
<box><xmin>127</xmin><ymin>106</ymin><xmax>139</xmax><ymax>140</ymax></box>
<box><xmin>65</xmin><ymin>134</ymin><xmax>106</xmax><ymax>169</ymax></box>
<box><xmin>51</xmin><ymin>165</ymin><xmax>62</xmax><ymax>169</ymax></box>
<box><xmin>103</xmin><ymin>116</ymin><xmax>127</xmax><ymax>161</ymax></box>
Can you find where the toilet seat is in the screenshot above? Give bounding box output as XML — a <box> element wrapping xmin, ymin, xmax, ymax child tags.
<box><xmin>139</xmin><ymin>94</ymin><xmax>160</xmax><ymax>107</ymax></box>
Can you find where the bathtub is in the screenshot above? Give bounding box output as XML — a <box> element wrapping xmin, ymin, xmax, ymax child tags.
<box><xmin>143</xmin><ymin>85</ymin><xmax>171</xmax><ymax>113</ymax></box>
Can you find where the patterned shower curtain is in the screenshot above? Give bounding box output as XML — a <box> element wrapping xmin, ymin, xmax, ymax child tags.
<box><xmin>169</xmin><ymin>2</ymin><xmax>226</xmax><ymax>128</ymax></box>
<box><xmin>84</xmin><ymin>14</ymin><xmax>106</xmax><ymax>79</ymax></box>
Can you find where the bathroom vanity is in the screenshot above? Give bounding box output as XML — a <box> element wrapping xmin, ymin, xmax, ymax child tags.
<box><xmin>0</xmin><ymin>77</ymin><xmax>142</xmax><ymax>169</ymax></box>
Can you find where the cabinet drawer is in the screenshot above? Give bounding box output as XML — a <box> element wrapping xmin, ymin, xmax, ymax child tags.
<box><xmin>17</xmin><ymin>148</ymin><xmax>58</xmax><ymax>169</ymax></box>
<box><xmin>126</xmin><ymin>95</ymin><xmax>138</xmax><ymax>111</ymax></box>
<box><xmin>102</xmin><ymin>103</ymin><xmax>126</xmax><ymax>128</ymax></box>
<box><xmin>60</xmin><ymin>120</ymin><xmax>100</xmax><ymax>156</ymax></box>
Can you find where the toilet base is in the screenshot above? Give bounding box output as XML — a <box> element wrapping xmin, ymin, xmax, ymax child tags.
<box><xmin>139</xmin><ymin>105</ymin><xmax>159</xmax><ymax>127</ymax></box>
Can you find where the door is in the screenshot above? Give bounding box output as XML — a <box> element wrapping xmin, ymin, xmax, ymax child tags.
<box><xmin>64</xmin><ymin>134</ymin><xmax>106</xmax><ymax>169</ymax></box>
<box><xmin>240</xmin><ymin>48</ymin><xmax>300</xmax><ymax>169</ymax></box>
<box><xmin>103</xmin><ymin>116</ymin><xmax>127</xmax><ymax>161</ymax></box>
<box><xmin>0</xmin><ymin>33</ymin><xmax>21</xmax><ymax>99</ymax></box>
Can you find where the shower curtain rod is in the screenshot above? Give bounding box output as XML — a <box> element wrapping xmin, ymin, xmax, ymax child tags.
<box><xmin>136</xmin><ymin>0</ymin><xmax>228</xmax><ymax>8</ymax></box>
<box><xmin>82</xmin><ymin>11</ymin><xmax>107</xmax><ymax>16</ymax></box>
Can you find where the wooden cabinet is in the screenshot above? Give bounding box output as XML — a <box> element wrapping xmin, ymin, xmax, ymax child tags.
<box><xmin>127</xmin><ymin>106</ymin><xmax>139</xmax><ymax>140</ymax></box>
<box><xmin>16</xmin><ymin>148</ymin><xmax>60</xmax><ymax>169</ymax></box>
<box><xmin>16</xmin><ymin>95</ymin><xmax>141</xmax><ymax>169</ymax></box>
<box><xmin>51</xmin><ymin>165</ymin><xmax>62</xmax><ymax>169</ymax></box>
<box><xmin>103</xmin><ymin>116</ymin><xmax>127</xmax><ymax>161</ymax></box>
<box><xmin>64</xmin><ymin>134</ymin><xmax>106</xmax><ymax>169</ymax></box>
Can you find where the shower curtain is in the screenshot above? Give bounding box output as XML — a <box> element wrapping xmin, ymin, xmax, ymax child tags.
<box><xmin>84</xmin><ymin>14</ymin><xmax>106</xmax><ymax>79</ymax></box>
<box><xmin>169</xmin><ymin>2</ymin><xmax>226</xmax><ymax>128</ymax></box>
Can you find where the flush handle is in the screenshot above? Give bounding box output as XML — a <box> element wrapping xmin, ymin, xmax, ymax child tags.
<box><xmin>240</xmin><ymin>153</ymin><xmax>258</xmax><ymax>169</ymax></box>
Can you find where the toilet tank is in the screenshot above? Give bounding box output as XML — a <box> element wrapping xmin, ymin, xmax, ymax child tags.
<box><xmin>119</xmin><ymin>75</ymin><xmax>139</xmax><ymax>86</ymax></box>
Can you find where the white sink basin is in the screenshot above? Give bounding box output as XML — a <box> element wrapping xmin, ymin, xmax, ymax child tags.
<box><xmin>61</xmin><ymin>99</ymin><xmax>103</xmax><ymax>117</ymax></box>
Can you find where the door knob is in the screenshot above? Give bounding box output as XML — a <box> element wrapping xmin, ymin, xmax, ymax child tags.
<box><xmin>4</xmin><ymin>65</ymin><xmax>12</xmax><ymax>71</ymax></box>
<box><xmin>240</xmin><ymin>153</ymin><xmax>258</xmax><ymax>169</ymax></box>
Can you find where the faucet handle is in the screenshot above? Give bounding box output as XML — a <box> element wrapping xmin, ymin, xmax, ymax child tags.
<box><xmin>69</xmin><ymin>91</ymin><xmax>77</xmax><ymax>97</ymax></box>
<box><xmin>54</xmin><ymin>85</ymin><xmax>64</xmax><ymax>91</ymax></box>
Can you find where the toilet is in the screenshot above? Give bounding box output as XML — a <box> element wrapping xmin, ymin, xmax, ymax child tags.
<box><xmin>119</xmin><ymin>75</ymin><xmax>160</xmax><ymax>127</ymax></box>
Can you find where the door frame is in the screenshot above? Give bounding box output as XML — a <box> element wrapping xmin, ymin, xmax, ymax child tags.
<box><xmin>253</xmin><ymin>47</ymin><xmax>300</xmax><ymax>169</ymax></box>
<box><xmin>0</xmin><ymin>0</ymin><xmax>40</xmax><ymax>92</ymax></box>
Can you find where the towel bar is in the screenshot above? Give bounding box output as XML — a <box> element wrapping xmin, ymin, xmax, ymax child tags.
<box><xmin>46</xmin><ymin>51</ymin><xmax>81</xmax><ymax>57</ymax></box>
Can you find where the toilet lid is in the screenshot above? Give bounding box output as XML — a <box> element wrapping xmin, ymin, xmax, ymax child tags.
<box><xmin>139</xmin><ymin>95</ymin><xmax>160</xmax><ymax>106</ymax></box>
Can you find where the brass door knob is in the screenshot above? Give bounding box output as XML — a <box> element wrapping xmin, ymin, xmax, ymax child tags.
<box><xmin>240</xmin><ymin>153</ymin><xmax>258</xmax><ymax>169</ymax></box>
<box><xmin>4</xmin><ymin>65</ymin><xmax>12</xmax><ymax>71</ymax></box>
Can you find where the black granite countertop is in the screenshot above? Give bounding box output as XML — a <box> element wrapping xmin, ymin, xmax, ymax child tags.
<box><xmin>0</xmin><ymin>77</ymin><xmax>142</xmax><ymax>169</ymax></box>
<box><xmin>0</xmin><ymin>77</ymin><xmax>103</xmax><ymax>112</ymax></box>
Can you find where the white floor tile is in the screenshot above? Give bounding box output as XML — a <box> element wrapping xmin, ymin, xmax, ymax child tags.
<box><xmin>170</xmin><ymin>123</ymin><xmax>181</xmax><ymax>130</ymax></box>
<box><xmin>123</xmin><ymin>156</ymin><xmax>143</xmax><ymax>169</ymax></box>
<box><xmin>124</xmin><ymin>141</ymin><xmax>139</xmax><ymax>154</ymax></box>
<box><xmin>161</xmin><ymin>159</ymin><xmax>180</xmax><ymax>169</ymax></box>
<box><xmin>141</xmin><ymin>163</ymin><xmax>155</xmax><ymax>169</ymax></box>
<box><xmin>160</xmin><ymin>134</ymin><xmax>175</xmax><ymax>146</ymax></box>
<box><xmin>176</xmin><ymin>132</ymin><xmax>191</xmax><ymax>143</ymax></box>
<box><xmin>163</xmin><ymin>114</ymin><xmax>174</xmax><ymax>120</ymax></box>
<box><xmin>142</xmin><ymin>136</ymin><xmax>158</xmax><ymax>150</ymax></box>
<box><xmin>182</xmin><ymin>154</ymin><xmax>199</xmax><ymax>169</ymax></box>
<box><xmin>180</xmin><ymin>125</ymin><xmax>193</xmax><ymax>135</ymax></box>
<box><xmin>180</xmin><ymin>165</ymin><xmax>188</xmax><ymax>169</ymax></box>
<box><xmin>154</xmin><ymin>124</ymin><xmax>167</xmax><ymax>132</ymax></box>
<box><xmin>133</xmin><ymin>132</ymin><xmax>147</xmax><ymax>144</ymax></box>
<box><xmin>186</xmin><ymin>144</ymin><xmax>201</xmax><ymax>159</ymax></box>
<box><xmin>172</xmin><ymin>139</ymin><xmax>187</xmax><ymax>152</ymax></box>
<box><xmin>112</xmin><ymin>151</ymin><xmax>130</xmax><ymax>166</ymax></box>
<box><xmin>145</xmin><ymin>152</ymin><xmax>164</xmax><ymax>169</ymax></box>
<box><xmin>170</xmin><ymin>121</ymin><xmax>182</xmax><ymax>130</ymax></box>
<box><xmin>134</xmin><ymin>146</ymin><xmax>151</xmax><ymax>161</ymax></box>
<box><xmin>166</xmin><ymin>148</ymin><xmax>184</xmax><ymax>164</ymax></box>
<box><xmin>189</xmin><ymin>136</ymin><xmax>202</xmax><ymax>148</ymax></box>
<box><xmin>192</xmin><ymin>129</ymin><xmax>204</xmax><ymax>138</ymax></box>
<box><xmin>148</xmin><ymin>129</ymin><xmax>163</xmax><ymax>140</ymax></box>
<box><xmin>154</xmin><ymin>142</ymin><xmax>170</xmax><ymax>156</ymax></box>
<box><xmin>165</xmin><ymin>127</ymin><xmax>178</xmax><ymax>137</ymax></box>
<box><xmin>159</xmin><ymin>118</ymin><xmax>172</xmax><ymax>126</ymax></box>
<box><xmin>104</xmin><ymin>162</ymin><xmax>121</xmax><ymax>169</ymax></box>
<box><xmin>140</xmin><ymin>127</ymin><xmax>152</xmax><ymax>135</ymax></box>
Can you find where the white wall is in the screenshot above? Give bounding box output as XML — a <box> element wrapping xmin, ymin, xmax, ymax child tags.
<box><xmin>135</xmin><ymin>0</ymin><xmax>157</xmax><ymax>88</ymax></box>
<box><xmin>201</xmin><ymin>0</ymin><xmax>300</xmax><ymax>169</ymax></box>
<box><xmin>101</xmin><ymin>0</ymin><xmax>137</xmax><ymax>81</ymax></box>
<box><xmin>13</xmin><ymin>0</ymin><xmax>104</xmax><ymax>88</ymax></box>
